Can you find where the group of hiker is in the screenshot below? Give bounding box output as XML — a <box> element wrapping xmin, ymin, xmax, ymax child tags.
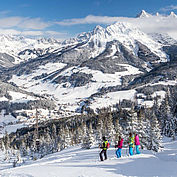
<box><xmin>99</xmin><ymin>133</ymin><xmax>141</xmax><ymax>161</ymax></box>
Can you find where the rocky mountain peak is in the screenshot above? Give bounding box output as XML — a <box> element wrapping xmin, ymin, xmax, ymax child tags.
<box><xmin>136</xmin><ymin>10</ymin><xmax>151</xmax><ymax>18</ymax></box>
<box><xmin>156</xmin><ymin>12</ymin><xmax>160</xmax><ymax>16</ymax></box>
<box><xmin>93</xmin><ymin>25</ymin><xmax>105</xmax><ymax>34</ymax></box>
<box><xmin>169</xmin><ymin>11</ymin><xmax>177</xmax><ymax>18</ymax></box>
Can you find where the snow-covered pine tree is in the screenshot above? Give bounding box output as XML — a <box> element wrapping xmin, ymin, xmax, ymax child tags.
<box><xmin>82</xmin><ymin>122</ymin><xmax>94</xmax><ymax>149</ymax></box>
<box><xmin>51</xmin><ymin>123</ymin><xmax>58</xmax><ymax>152</ymax></box>
<box><xmin>3</xmin><ymin>131</ymin><xmax>10</xmax><ymax>150</ymax></box>
<box><xmin>136</xmin><ymin>108</ymin><xmax>148</xmax><ymax>149</ymax></box>
<box><xmin>45</xmin><ymin>126</ymin><xmax>52</xmax><ymax>153</ymax></box>
<box><xmin>162</xmin><ymin>89</ymin><xmax>177</xmax><ymax>138</ymax></box>
<box><xmin>143</xmin><ymin>107</ymin><xmax>153</xmax><ymax>150</ymax></box>
<box><xmin>105</xmin><ymin>112</ymin><xmax>115</xmax><ymax>145</ymax></box>
<box><xmin>64</xmin><ymin>125</ymin><xmax>72</xmax><ymax>148</ymax></box>
<box><xmin>149</xmin><ymin>111</ymin><xmax>162</xmax><ymax>152</ymax></box>
<box><xmin>94</xmin><ymin>114</ymin><xmax>103</xmax><ymax>145</ymax></box>
<box><xmin>114</xmin><ymin>115</ymin><xmax>123</xmax><ymax>145</ymax></box>
<box><xmin>132</xmin><ymin>110</ymin><xmax>139</xmax><ymax>134</ymax></box>
<box><xmin>100</xmin><ymin>110</ymin><xmax>107</xmax><ymax>137</ymax></box>
<box><xmin>20</xmin><ymin>139</ymin><xmax>28</xmax><ymax>157</ymax></box>
<box><xmin>88</xmin><ymin>122</ymin><xmax>95</xmax><ymax>147</ymax></box>
<box><xmin>59</xmin><ymin>125</ymin><xmax>66</xmax><ymax>150</ymax></box>
<box><xmin>74</xmin><ymin>124</ymin><xmax>83</xmax><ymax>145</ymax></box>
<box><xmin>124</xmin><ymin>104</ymin><xmax>135</xmax><ymax>138</ymax></box>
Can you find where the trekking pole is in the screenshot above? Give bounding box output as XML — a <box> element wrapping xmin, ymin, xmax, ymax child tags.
<box><xmin>133</xmin><ymin>145</ymin><xmax>135</xmax><ymax>155</ymax></box>
<box><xmin>114</xmin><ymin>146</ymin><xmax>117</xmax><ymax>158</ymax></box>
<box><xmin>125</xmin><ymin>145</ymin><xmax>129</xmax><ymax>156</ymax></box>
<box><xmin>98</xmin><ymin>143</ymin><xmax>101</xmax><ymax>161</ymax></box>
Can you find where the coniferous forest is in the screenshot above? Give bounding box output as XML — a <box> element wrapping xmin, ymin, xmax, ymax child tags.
<box><xmin>0</xmin><ymin>85</ymin><xmax>176</xmax><ymax>164</ymax></box>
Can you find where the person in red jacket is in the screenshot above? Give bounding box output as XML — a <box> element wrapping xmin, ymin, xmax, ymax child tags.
<box><xmin>115</xmin><ymin>136</ymin><xmax>123</xmax><ymax>158</ymax></box>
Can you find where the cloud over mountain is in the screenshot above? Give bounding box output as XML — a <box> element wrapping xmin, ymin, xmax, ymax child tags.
<box><xmin>56</xmin><ymin>11</ymin><xmax>177</xmax><ymax>39</ymax></box>
<box><xmin>0</xmin><ymin>11</ymin><xmax>177</xmax><ymax>40</ymax></box>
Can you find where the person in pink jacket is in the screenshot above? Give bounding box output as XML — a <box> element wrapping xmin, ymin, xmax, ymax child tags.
<box><xmin>115</xmin><ymin>136</ymin><xmax>123</xmax><ymax>158</ymax></box>
<box><xmin>134</xmin><ymin>133</ymin><xmax>141</xmax><ymax>154</ymax></box>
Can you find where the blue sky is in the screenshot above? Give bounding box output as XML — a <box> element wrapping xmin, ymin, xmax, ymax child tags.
<box><xmin>0</xmin><ymin>0</ymin><xmax>177</xmax><ymax>40</ymax></box>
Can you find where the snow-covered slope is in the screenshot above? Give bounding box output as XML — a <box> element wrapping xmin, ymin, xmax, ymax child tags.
<box><xmin>150</xmin><ymin>33</ymin><xmax>177</xmax><ymax>45</ymax></box>
<box><xmin>1</xmin><ymin>138</ymin><xmax>177</xmax><ymax>177</ymax></box>
<box><xmin>0</xmin><ymin>35</ymin><xmax>61</xmax><ymax>64</ymax></box>
<box><xmin>9</xmin><ymin>63</ymin><xmax>142</xmax><ymax>112</ymax></box>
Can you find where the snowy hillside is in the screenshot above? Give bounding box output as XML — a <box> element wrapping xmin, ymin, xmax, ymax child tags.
<box><xmin>1</xmin><ymin>138</ymin><xmax>177</xmax><ymax>177</ymax></box>
<box><xmin>0</xmin><ymin>35</ymin><xmax>61</xmax><ymax>65</ymax></box>
<box><xmin>9</xmin><ymin>63</ymin><xmax>142</xmax><ymax>111</ymax></box>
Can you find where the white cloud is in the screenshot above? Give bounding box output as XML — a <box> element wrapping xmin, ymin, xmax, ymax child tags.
<box><xmin>21</xmin><ymin>30</ymin><xmax>44</xmax><ymax>36</ymax></box>
<box><xmin>19</xmin><ymin>18</ymin><xmax>50</xmax><ymax>30</ymax></box>
<box><xmin>0</xmin><ymin>29</ymin><xmax>21</xmax><ymax>35</ymax></box>
<box><xmin>0</xmin><ymin>17</ymin><xmax>23</xmax><ymax>28</ymax></box>
<box><xmin>45</xmin><ymin>30</ymin><xmax>64</xmax><ymax>35</ymax></box>
<box><xmin>0</xmin><ymin>10</ymin><xmax>11</xmax><ymax>15</ymax></box>
<box><xmin>56</xmin><ymin>14</ymin><xmax>177</xmax><ymax>40</ymax></box>
<box><xmin>0</xmin><ymin>16</ymin><xmax>50</xmax><ymax>29</ymax></box>
<box><xmin>0</xmin><ymin>12</ymin><xmax>177</xmax><ymax>40</ymax></box>
<box><xmin>0</xmin><ymin>28</ymin><xmax>68</xmax><ymax>40</ymax></box>
<box><xmin>56</xmin><ymin>15</ymin><xmax>120</xmax><ymax>25</ymax></box>
<box><xmin>0</xmin><ymin>29</ymin><xmax>44</xmax><ymax>36</ymax></box>
<box><xmin>160</xmin><ymin>5</ymin><xmax>177</xmax><ymax>12</ymax></box>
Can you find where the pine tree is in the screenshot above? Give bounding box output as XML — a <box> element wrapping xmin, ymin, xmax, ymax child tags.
<box><xmin>143</xmin><ymin>108</ymin><xmax>153</xmax><ymax>150</ymax></box>
<box><xmin>75</xmin><ymin>125</ymin><xmax>83</xmax><ymax>145</ymax></box>
<box><xmin>82</xmin><ymin>122</ymin><xmax>94</xmax><ymax>149</ymax></box>
<box><xmin>149</xmin><ymin>112</ymin><xmax>162</xmax><ymax>152</ymax></box>
<box><xmin>136</xmin><ymin>108</ymin><xmax>147</xmax><ymax>149</ymax></box>
<box><xmin>51</xmin><ymin>123</ymin><xmax>58</xmax><ymax>151</ymax></box>
<box><xmin>95</xmin><ymin>114</ymin><xmax>103</xmax><ymax>144</ymax></box>
<box><xmin>64</xmin><ymin>125</ymin><xmax>72</xmax><ymax>148</ymax></box>
<box><xmin>3</xmin><ymin>131</ymin><xmax>10</xmax><ymax>150</ymax></box>
<box><xmin>162</xmin><ymin>90</ymin><xmax>177</xmax><ymax>138</ymax></box>
<box><xmin>105</xmin><ymin>112</ymin><xmax>115</xmax><ymax>144</ymax></box>
<box><xmin>114</xmin><ymin>117</ymin><xmax>123</xmax><ymax>144</ymax></box>
<box><xmin>59</xmin><ymin>126</ymin><xmax>66</xmax><ymax>150</ymax></box>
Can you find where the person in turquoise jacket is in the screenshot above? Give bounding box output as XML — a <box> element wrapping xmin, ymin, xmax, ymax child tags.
<box><xmin>128</xmin><ymin>133</ymin><xmax>134</xmax><ymax>156</ymax></box>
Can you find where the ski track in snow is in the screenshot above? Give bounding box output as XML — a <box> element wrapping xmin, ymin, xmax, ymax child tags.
<box><xmin>1</xmin><ymin>138</ymin><xmax>177</xmax><ymax>177</ymax></box>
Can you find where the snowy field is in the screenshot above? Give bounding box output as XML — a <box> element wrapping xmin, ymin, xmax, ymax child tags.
<box><xmin>1</xmin><ymin>138</ymin><xmax>177</xmax><ymax>177</ymax></box>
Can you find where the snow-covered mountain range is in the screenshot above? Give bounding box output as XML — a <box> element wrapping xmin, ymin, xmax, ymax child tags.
<box><xmin>136</xmin><ymin>9</ymin><xmax>177</xmax><ymax>18</ymax></box>
<box><xmin>0</xmin><ymin>17</ymin><xmax>177</xmax><ymax>137</ymax></box>
<box><xmin>0</xmin><ymin>35</ymin><xmax>62</xmax><ymax>67</ymax></box>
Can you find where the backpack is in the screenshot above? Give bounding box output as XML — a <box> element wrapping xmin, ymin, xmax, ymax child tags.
<box><xmin>105</xmin><ymin>140</ymin><xmax>110</xmax><ymax>149</ymax></box>
<box><xmin>107</xmin><ymin>141</ymin><xmax>110</xmax><ymax>148</ymax></box>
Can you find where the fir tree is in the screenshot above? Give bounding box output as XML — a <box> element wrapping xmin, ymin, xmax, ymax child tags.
<box><xmin>105</xmin><ymin>112</ymin><xmax>115</xmax><ymax>144</ymax></box>
<box><xmin>114</xmin><ymin>117</ymin><xmax>123</xmax><ymax>144</ymax></box>
<box><xmin>82</xmin><ymin>122</ymin><xmax>94</xmax><ymax>149</ymax></box>
<box><xmin>162</xmin><ymin>90</ymin><xmax>177</xmax><ymax>138</ymax></box>
<box><xmin>64</xmin><ymin>125</ymin><xmax>72</xmax><ymax>148</ymax></box>
<box><xmin>149</xmin><ymin>112</ymin><xmax>162</xmax><ymax>152</ymax></box>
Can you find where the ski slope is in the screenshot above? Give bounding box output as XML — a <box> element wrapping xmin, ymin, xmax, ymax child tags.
<box><xmin>0</xmin><ymin>138</ymin><xmax>177</xmax><ymax>177</ymax></box>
